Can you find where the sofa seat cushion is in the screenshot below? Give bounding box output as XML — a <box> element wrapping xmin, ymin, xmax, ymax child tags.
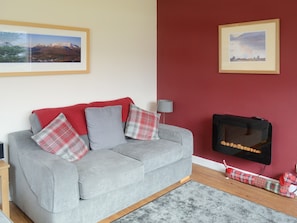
<box><xmin>75</xmin><ymin>149</ymin><xmax>144</xmax><ymax>200</ymax></box>
<box><xmin>112</xmin><ymin>139</ymin><xmax>183</xmax><ymax>173</ymax></box>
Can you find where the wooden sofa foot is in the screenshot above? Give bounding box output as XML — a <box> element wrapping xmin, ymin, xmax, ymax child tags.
<box><xmin>180</xmin><ymin>176</ymin><xmax>191</xmax><ymax>184</ymax></box>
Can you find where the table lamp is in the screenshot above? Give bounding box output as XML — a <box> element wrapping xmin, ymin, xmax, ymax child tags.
<box><xmin>157</xmin><ymin>99</ymin><xmax>173</xmax><ymax>123</ymax></box>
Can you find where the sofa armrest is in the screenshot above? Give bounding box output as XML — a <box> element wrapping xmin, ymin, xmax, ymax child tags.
<box><xmin>8</xmin><ymin>130</ymin><xmax>79</xmax><ymax>213</ymax></box>
<box><xmin>158</xmin><ymin>124</ymin><xmax>193</xmax><ymax>158</ymax></box>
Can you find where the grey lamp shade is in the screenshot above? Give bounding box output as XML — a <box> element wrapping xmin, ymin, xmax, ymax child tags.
<box><xmin>157</xmin><ymin>100</ymin><xmax>173</xmax><ymax>113</ymax></box>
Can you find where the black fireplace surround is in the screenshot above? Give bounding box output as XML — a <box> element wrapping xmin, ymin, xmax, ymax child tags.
<box><xmin>212</xmin><ymin>114</ymin><xmax>272</xmax><ymax>165</ymax></box>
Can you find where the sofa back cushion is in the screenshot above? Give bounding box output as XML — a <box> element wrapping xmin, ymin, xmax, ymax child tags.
<box><xmin>85</xmin><ymin>106</ymin><xmax>126</xmax><ymax>150</ymax></box>
<box><xmin>30</xmin><ymin>97</ymin><xmax>134</xmax><ymax>135</ymax></box>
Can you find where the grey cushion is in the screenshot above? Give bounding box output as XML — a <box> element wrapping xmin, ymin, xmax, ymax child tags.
<box><xmin>75</xmin><ymin>149</ymin><xmax>144</xmax><ymax>199</ymax></box>
<box><xmin>112</xmin><ymin>139</ymin><xmax>183</xmax><ymax>173</ymax></box>
<box><xmin>85</xmin><ymin>106</ymin><xmax>126</xmax><ymax>150</ymax></box>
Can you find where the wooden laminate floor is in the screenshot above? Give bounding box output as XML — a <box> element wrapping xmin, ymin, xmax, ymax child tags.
<box><xmin>9</xmin><ymin>164</ymin><xmax>297</xmax><ymax>222</ymax></box>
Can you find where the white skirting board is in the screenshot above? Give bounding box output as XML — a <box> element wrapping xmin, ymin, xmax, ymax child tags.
<box><xmin>192</xmin><ymin>155</ymin><xmax>226</xmax><ymax>173</ymax></box>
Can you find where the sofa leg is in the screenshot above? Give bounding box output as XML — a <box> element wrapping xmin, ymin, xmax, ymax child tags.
<box><xmin>180</xmin><ymin>176</ymin><xmax>191</xmax><ymax>184</ymax></box>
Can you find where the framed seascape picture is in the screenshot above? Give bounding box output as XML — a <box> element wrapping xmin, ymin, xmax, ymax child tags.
<box><xmin>0</xmin><ymin>20</ymin><xmax>90</xmax><ymax>77</ymax></box>
<box><xmin>219</xmin><ymin>19</ymin><xmax>280</xmax><ymax>74</ymax></box>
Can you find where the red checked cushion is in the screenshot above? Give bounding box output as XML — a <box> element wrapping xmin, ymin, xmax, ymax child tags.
<box><xmin>31</xmin><ymin>113</ymin><xmax>88</xmax><ymax>162</ymax></box>
<box><xmin>125</xmin><ymin>104</ymin><xmax>160</xmax><ymax>140</ymax></box>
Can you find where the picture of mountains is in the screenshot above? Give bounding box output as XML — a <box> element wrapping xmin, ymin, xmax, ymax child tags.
<box><xmin>0</xmin><ymin>32</ymin><xmax>81</xmax><ymax>63</ymax></box>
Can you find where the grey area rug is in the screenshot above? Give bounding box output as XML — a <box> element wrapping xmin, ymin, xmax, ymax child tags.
<box><xmin>113</xmin><ymin>181</ymin><xmax>297</xmax><ymax>223</ymax></box>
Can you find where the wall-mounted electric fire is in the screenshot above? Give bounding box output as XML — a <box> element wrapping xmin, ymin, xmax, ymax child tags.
<box><xmin>212</xmin><ymin>114</ymin><xmax>272</xmax><ymax>165</ymax></box>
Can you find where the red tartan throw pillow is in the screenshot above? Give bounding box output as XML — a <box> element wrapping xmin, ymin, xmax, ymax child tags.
<box><xmin>31</xmin><ymin>113</ymin><xmax>89</xmax><ymax>162</ymax></box>
<box><xmin>125</xmin><ymin>104</ymin><xmax>160</xmax><ymax>140</ymax></box>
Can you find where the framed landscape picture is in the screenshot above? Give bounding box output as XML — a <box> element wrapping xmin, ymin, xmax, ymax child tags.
<box><xmin>219</xmin><ymin>19</ymin><xmax>280</xmax><ymax>74</ymax></box>
<box><xmin>0</xmin><ymin>20</ymin><xmax>90</xmax><ymax>77</ymax></box>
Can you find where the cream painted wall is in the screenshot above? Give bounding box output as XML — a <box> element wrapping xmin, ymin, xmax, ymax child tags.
<box><xmin>0</xmin><ymin>0</ymin><xmax>157</xmax><ymax>158</ymax></box>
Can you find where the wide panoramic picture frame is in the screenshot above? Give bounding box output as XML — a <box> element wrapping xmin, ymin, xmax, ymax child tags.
<box><xmin>0</xmin><ymin>20</ymin><xmax>90</xmax><ymax>77</ymax></box>
<box><xmin>219</xmin><ymin>19</ymin><xmax>280</xmax><ymax>74</ymax></box>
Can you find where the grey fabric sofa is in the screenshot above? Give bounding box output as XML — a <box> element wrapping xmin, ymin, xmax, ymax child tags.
<box><xmin>8</xmin><ymin>98</ymin><xmax>193</xmax><ymax>223</ymax></box>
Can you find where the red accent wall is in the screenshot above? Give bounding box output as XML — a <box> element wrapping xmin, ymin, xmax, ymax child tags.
<box><xmin>157</xmin><ymin>0</ymin><xmax>297</xmax><ymax>178</ymax></box>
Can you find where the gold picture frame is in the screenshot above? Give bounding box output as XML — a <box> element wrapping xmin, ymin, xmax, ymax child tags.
<box><xmin>0</xmin><ymin>20</ymin><xmax>90</xmax><ymax>77</ymax></box>
<box><xmin>219</xmin><ymin>19</ymin><xmax>280</xmax><ymax>74</ymax></box>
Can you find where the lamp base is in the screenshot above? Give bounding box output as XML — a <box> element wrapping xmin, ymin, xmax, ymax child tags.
<box><xmin>161</xmin><ymin>113</ymin><xmax>166</xmax><ymax>124</ymax></box>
